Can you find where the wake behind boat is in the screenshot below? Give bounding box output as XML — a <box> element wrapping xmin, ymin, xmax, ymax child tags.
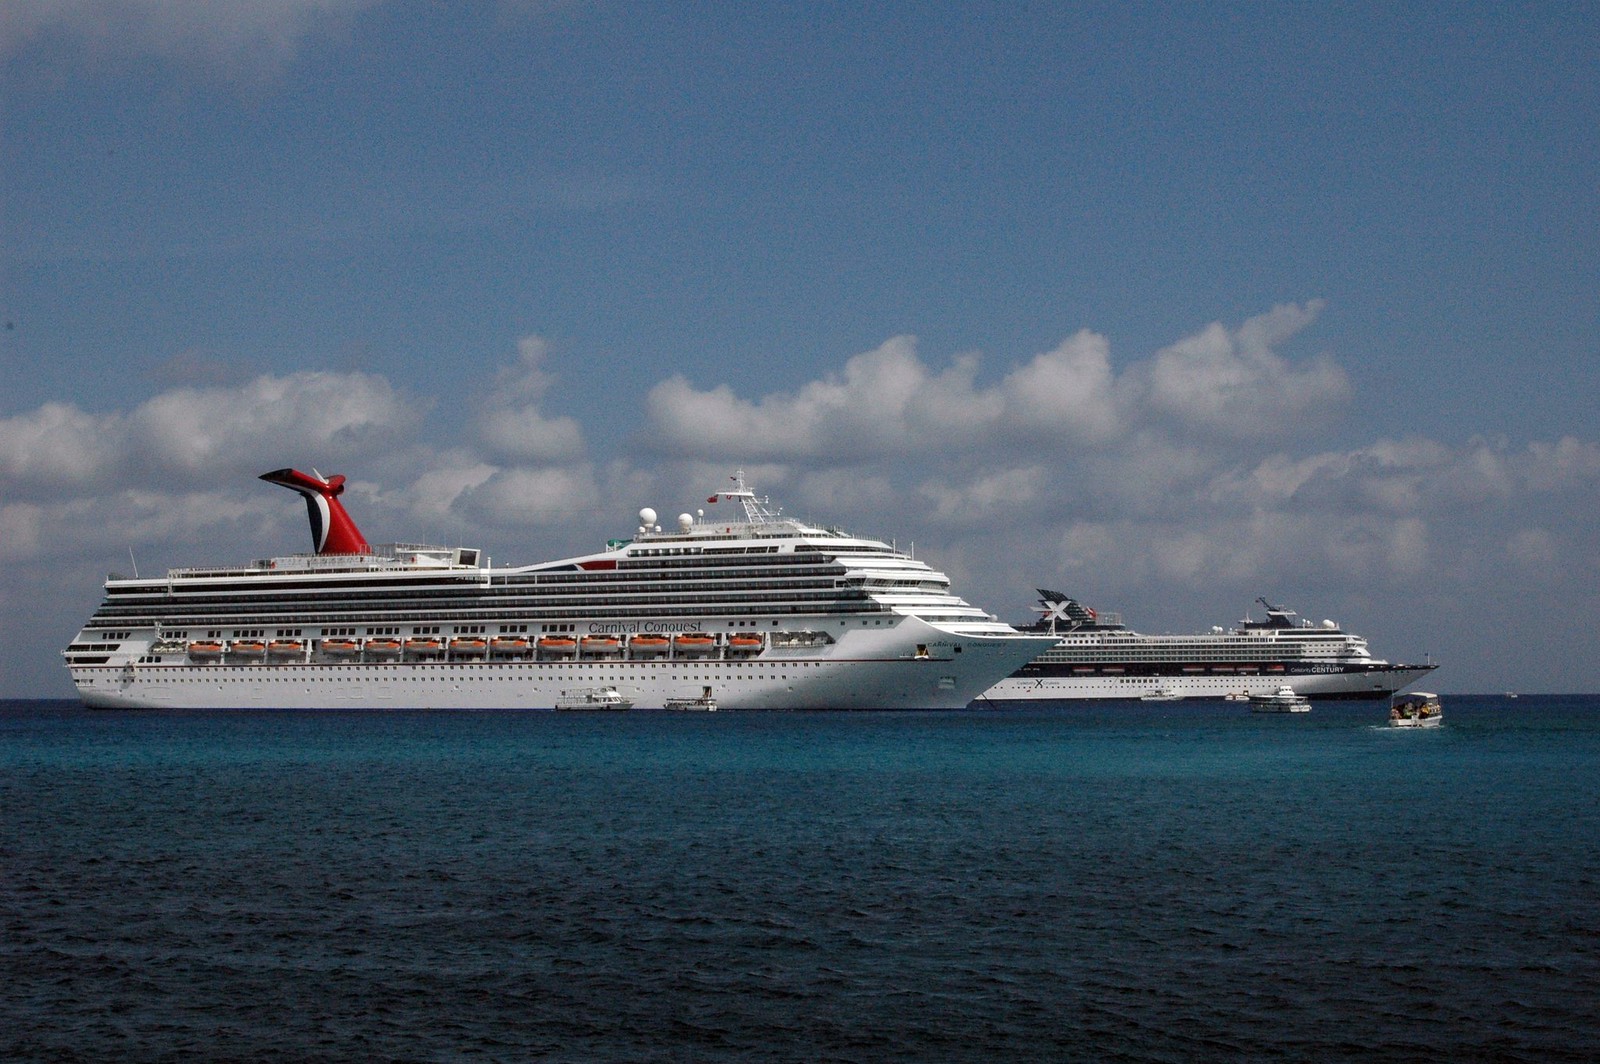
<box><xmin>981</xmin><ymin>591</ymin><xmax>1437</xmax><ymax>703</ymax></box>
<box><xmin>63</xmin><ymin>469</ymin><xmax>1055</xmax><ymax>711</ymax></box>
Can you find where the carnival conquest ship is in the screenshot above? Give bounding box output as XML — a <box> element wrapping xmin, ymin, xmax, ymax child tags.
<box><xmin>979</xmin><ymin>591</ymin><xmax>1436</xmax><ymax>702</ymax></box>
<box><xmin>63</xmin><ymin>469</ymin><xmax>1055</xmax><ymax>710</ymax></box>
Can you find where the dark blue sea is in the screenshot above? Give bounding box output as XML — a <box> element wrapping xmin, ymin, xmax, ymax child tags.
<box><xmin>4</xmin><ymin>696</ymin><xmax>1597</xmax><ymax>1062</ymax></box>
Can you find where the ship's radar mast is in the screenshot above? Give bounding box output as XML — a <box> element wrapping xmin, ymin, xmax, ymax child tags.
<box><xmin>709</xmin><ymin>469</ymin><xmax>782</xmax><ymax>525</ymax></box>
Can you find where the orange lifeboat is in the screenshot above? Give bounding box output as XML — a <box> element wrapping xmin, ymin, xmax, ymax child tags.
<box><xmin>320</xmin><ymin>638</ymin><xmax>361</xmax><ymax>657</ymax></box>
<box><xmin>230</xmin><ymin>639</ymin><xmax>267</xmax><ymax>659</ymax></box>
<box><xmin>727</xmin><ymin>634</ymin><xmax>764</xmax><ymax>655</ymax></box>
<box><xmin>449</xmin><ymin>636</ymin><xmax>488</xmax><ymax>657</ymax></box>
<box><xmin>537</xmin><ymin>636</ymin><xmax>577</xmax><ymax>657</ymax></box>
<box><xmin>404</xmin><ymin>637</ymin><xmax>444</xmax><ymax>658</ymax></box>
<box><xmin>673</xmin><ymin>634</ymin><xmax>716</xmax><ymax>656</ymax></box>
<box><xmin>628</xmin><ymin>634</ymin><xmax>670</xmax><ymax>656</ymax></box>
<box><xmin>187</xmin><ymin>640</ymin><xmax>224</xmax><ymax>660</ymax></box>
<box><xmin>490</xmin><ymin>635</ymin><xmax>530</xmax><ymax>655</ymax></box>
<box><xmin>580</xmin><ymin>635</ymin><xmax>621</xmax><ymax>657</ymax></box>
<box><xmin>364</xmin><ymin>637</ymin><xmax>402</xmax><ymax>658</ymax></box>
<box><xmin>267</xmin><ymin>638</ymin><xmax>305</xmax><ymax>659</ymax></box>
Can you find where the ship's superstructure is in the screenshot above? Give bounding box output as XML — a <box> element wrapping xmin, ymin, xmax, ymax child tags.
<box><xmin>980</xmin><ymin>591</ymin><xmax>1436</xmax><ymax>702</ymax></box>
<box><xmin>63</xmin><ymin>470</ymin><xmax>1054</xmax><ymax>710</ymax></box>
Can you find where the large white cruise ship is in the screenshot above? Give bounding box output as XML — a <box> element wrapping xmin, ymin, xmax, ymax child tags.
<box><xmin>979</xmin><ymin>591</ymin><xmax>1436</xmax><ymax>702</ymax></box>
<box><xmin>63</xmin><ymin>469</ymin><xmax>1055</xmax><ymax>711</ymax></box>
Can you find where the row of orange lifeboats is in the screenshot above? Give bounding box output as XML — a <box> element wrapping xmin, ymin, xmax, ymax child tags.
<box><xmin>184</xmin><ymin>632</ymin><xmax>767</xmax><ymax>662</ymax></box>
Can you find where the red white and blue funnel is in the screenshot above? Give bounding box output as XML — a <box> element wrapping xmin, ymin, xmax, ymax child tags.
<box><xmin>260</xmin><ymin>468</ymin><xmax>372</xmax><ymax>555</ymax></box>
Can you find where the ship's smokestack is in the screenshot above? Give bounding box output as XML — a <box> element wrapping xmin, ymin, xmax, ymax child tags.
<box><xmin>259</xmin><ymin>468</ymin><xmax>372</xmax><ymax>555</ymax></box>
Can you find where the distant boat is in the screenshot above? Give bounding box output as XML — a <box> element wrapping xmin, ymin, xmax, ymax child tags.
<box><xmin>1390</xmin><ymin>691</ymin><xmax>1443</xmax><ymax>728</ymax></box>
<box><xmin>1140</xmin><ymin>688</ymin><xmax>1182</xmax><ymax>702</ymax></box>
<box><xmin>1249</xmin><ymin>686</ymin><xmax>1311</xmax><ymax>713</ymax></box>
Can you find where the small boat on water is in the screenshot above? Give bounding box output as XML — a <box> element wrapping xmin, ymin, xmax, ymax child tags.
<box><xmin>664</xmin><ymin>695</ymin><xmax>718</xmax><ymax>712</ymax></box>
<box><xmin>1390</xmin><ymin>691</ymin><xmax>1443</xmax><ymax>728</ymax></box>
<box><xmin>1250</xmin><ymin>685</ymin><xmax>1311</xmax><ymax>713</ymax></box>
<box><xmin>554</xmin><ymin>687</ymin><xmax>633</xmax><ymax>711</ymax></box>
<box><xmin>1140</xmin><ymin>688</ymin><xmax>1182</xmax><ymax>702</ymax></box>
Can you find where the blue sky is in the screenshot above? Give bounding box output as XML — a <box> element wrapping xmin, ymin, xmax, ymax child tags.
<box><xmin>3</xmin><ymin>1</ymin><xmax>1597</xmax><ymax>696</ymax></box>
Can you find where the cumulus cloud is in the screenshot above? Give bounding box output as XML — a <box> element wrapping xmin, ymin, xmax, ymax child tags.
<box><xmin>474</xmin><ymin>336</ymin><xmax>586</xmax><ymax>463</ymax></box>
<box><xmin>454</xmin><ymin>466</ymin><xmax>599</xmax><ymax>530</ymax></box>
<box><xmin>1138</xmin><ymin>300</ymin><xmax>1350</xmax><ymax>437</ymax></box>
<box><xmin>0</xmin><ymin>371</ymin><xmax>417</xmax><ymax>499</ymax></box>
<box><xmin>645</xmin><ymin>303</ymin><xmax>1344</xmax><ymax>466</ymax></box>
<box><xmin>0</xmin><ymin>0</ymin><xmax>379</xmax><ymax>84</ymax></box>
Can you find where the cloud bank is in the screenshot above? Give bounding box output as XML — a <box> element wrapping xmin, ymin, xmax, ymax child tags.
<box><xmin>3</xmin><ymin>309</ymin><xmax>1597</xmax><ymax>694</ymax></box>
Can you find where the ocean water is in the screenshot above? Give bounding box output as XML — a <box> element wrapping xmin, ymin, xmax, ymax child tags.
<box><xmin>3</xmin><ymin>696</ymin><xmax>1597</xmax><ymax>1062</ymax></box>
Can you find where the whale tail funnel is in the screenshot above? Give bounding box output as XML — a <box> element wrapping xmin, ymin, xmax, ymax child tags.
<box><xmin>260</xmin><ymin>468</ymin><xmax>372</xmax><ymax>555</ymax></box>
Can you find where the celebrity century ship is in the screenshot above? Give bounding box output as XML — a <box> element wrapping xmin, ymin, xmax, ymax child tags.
<box><xmin>63</xmin><ymin>469</ymin><xmax>1055</xmax><ymax>711</ymax></box>
<box><xmin>979</xmin><ymin>590</ymin><xmax>1436</xmax><ymax>702</ymax></box>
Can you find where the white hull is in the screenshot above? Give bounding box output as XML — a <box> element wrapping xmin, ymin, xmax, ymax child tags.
<box><xmin>980</xmin><ymin>666</ymin><xmax>1435</xmax><ymax>703</ymax></box>
<box><xmin>70</xmin><ymin>620</ymin><xmax>1049</xmax><ymax>711</ymax></box>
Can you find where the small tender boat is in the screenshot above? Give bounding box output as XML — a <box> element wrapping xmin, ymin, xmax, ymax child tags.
<box><xmin>555</xmin><ymin>687</ymin><xmax>633</xmax><ymax>712</ymax></box>
<box><xmin>664</xmin><ymin>691</ymin><xmax>718</xmax><ymax>711</ymax></box>
<box><xmin>1249</xmin><ymin>685</ymin><xmax>1311</xmax><ymax>713</ymax></box>
<box><xmin>1389</xmin><ymin>691</ymin><xmax>1443</xmax><ymax>728</ymax></box>
<box><xmin>1140</xmin><ymin>688</ymin><xmax>1182</xmax><ymax>702</ymax></box>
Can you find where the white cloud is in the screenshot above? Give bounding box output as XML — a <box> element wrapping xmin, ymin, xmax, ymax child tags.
<box><xmin>454</xmin><ymin>466</ymin><xmax>599</xmax><ymax>530</ymax></box>
<box><xmin>0</xmin><ymin>0</ymin><xmax>379</xmax><ymax>84</ymax></box>
<box><xmin>0</xmin><ymin>371</ymin><xmax>418</xmax><ymax>499</ymax></box>
<box><xmin>474</xmin><ymin>336</ymin><xmax>586</xmax><ymax>463</ymax></box>
<box><xmin>1139</xmin><ymin>301</ymin><xmax>1350</xmax><ymax>437</ymax></box>
<box><xmin>645</xmin><ymin>303</ymin><xmax>1345</xmax><ymax>467</ymax></box>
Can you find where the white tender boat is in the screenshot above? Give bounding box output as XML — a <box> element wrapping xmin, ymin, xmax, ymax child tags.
<box><xmin>663</xmin><ymin>695</ymin><xmax>718</xmax><ymax>712</ymax></box>
<box><xmin>1249</xmin><ymin>685</ymin><xmax>1311</xmax><ymax>713</ymax></box>
<box><xmin>1140</xmin><ymin>688</ymin><xmax>1182</xmax><ymax>702</ymax></box>
<box><xmin>1389</xmin><ymin>691</ymin><xmax>1442</xmax><ymax>728</ymax></box>
<box><xmin>555</xmin><ymin>687</ymin><xmax>633</xmax><ymax>712</ymax></box>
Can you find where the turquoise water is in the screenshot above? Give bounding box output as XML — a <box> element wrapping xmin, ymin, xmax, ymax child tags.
<box><xmin>4</xmin><ymin>696</ymin><xmax>1597</xmax><ymax>1061</ymax></box>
